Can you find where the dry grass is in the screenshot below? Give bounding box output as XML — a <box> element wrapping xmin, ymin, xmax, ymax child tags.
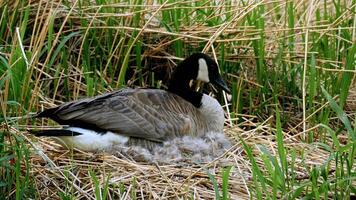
<box><xmin>4</xmin><ymin>118</ymin><xmax>337</xmax><ymax>199</ymax></box>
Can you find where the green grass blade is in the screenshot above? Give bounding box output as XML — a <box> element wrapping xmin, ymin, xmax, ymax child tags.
<box><xmin>275</xmin><ymin>106</ymin><xmax>287</xmax><ymax>176</ymax></box>
<box><xmin>339</xmin><ymin>44</ymin><xmax>356</xmax><ymax>109</ymax></box>
<box><xmin>48</xmin><ymin>31</ymin><xmax>81</xmax><ymax>69</ymax></box>
<box><xmin>207</xmin><ymin>170</ymin><xmax>221</xmax><ymax>199</ymax></box>
<box><xmin>89</xmin><ymin>170</ymin><xmax>102</xmax><ymax>200</ymax></box>
<box><xmin>222</xmin><ymin>166</ymin><xmax>232</xmax><ymax>200</ymax></box>
<box><xmin>241</xmin><ymin>138</ymin><xmax>265</xmax><ymax>199</ymax></box>
<box><xmin>321</xmin><ymin>86</ymin><xmax>356</xmax><ymax>141</ymax></box>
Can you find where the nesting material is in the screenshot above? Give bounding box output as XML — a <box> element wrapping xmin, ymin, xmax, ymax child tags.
<box><xmin>21</xmin><ymin>123</ymin><xmax>335</xmax><ymax>199</ymax></box>
<box><xmin>112</xmin><ymin>132</ymin><xmax>232</xmax><ymax>164</ymax></box>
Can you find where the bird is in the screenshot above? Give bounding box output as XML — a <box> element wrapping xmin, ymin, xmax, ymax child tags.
<box><xmin>30</xmin><ymin>53</ymin><xmax>230</xmax><ymax>152</ymax></box>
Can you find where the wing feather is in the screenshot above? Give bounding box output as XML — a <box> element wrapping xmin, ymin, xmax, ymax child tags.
<box><xmin>38</xmin><ymin>88</ymin><xmax>198</xmax><ymax>141</ymax></box>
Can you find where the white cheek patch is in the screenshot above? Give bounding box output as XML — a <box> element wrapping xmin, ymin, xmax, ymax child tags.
<box><xmin>197</xmin><ymin>58</ymin><xmax>210</xmax><ymax>82</ymax></box>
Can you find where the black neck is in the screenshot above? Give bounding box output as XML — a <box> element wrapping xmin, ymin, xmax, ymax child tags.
<box><xmin>168</xmin><ymin>69</ymin><xmax>203</xmax><ymax>108</ymax></box>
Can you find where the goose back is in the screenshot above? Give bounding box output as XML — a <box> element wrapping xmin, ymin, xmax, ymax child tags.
<box><xmin>37</xmin><ymin>88</ymin><xmax>213</xmax><ymax>142</ymax></box>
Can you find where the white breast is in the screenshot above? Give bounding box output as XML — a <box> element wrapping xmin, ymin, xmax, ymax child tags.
<box><xmin>55</xmin><ymin>127</ymin><xmax>129</xmax><ymax>152</ymax></box>
<box><xmin>199</xmin><ymin>94</ymin><xmax>225</xmax><ymax>132</ymax></box>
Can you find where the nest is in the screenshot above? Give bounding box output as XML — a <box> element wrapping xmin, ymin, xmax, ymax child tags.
<box><xmin>7</xmin><ymin>118</ymin><xmax>334</xmax><ymax>199</ymax></box>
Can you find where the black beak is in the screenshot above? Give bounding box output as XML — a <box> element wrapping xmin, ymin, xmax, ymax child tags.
<box><xmin>211</xmin><ymin>75</ymin><xmax>230</xmax><ymax>93</ymax></box>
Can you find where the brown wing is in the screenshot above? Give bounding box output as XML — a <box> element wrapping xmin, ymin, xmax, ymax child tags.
<box><xmin>37</xmin><ymin>88</ymin><xmax>198</xmax><ymax>141</ymax></box>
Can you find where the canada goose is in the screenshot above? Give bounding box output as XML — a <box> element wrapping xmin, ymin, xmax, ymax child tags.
<box><xmin>30</xmin><ymin>53</ymin><xmax>230</xmax><ymax>152</ymax></box>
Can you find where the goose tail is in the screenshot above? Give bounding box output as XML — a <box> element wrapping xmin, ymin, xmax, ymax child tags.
<box><xmin>28</xmin><ymin>129</ymin><xmax>81</xmax><ymax>137</ymax></box>
<box><xmin>33</xmin><ymin>107</ymin><xmax>58</xmax><ymax>119</ymax></box>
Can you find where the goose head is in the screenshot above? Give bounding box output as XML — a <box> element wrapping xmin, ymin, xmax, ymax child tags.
<box><xmin>170</xmin><ymin>53</ymin><xmax>230</xmax><ymax>132</ymax></box>
<box><xmin>168</xmin><ymin>53</ymin><xmax>230</xmax><ymax>108</ymax></box>
<box><xmin>169</xmin><ymin>53</ymin><xmax>230</xmax><ymax>93</ymax></box>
